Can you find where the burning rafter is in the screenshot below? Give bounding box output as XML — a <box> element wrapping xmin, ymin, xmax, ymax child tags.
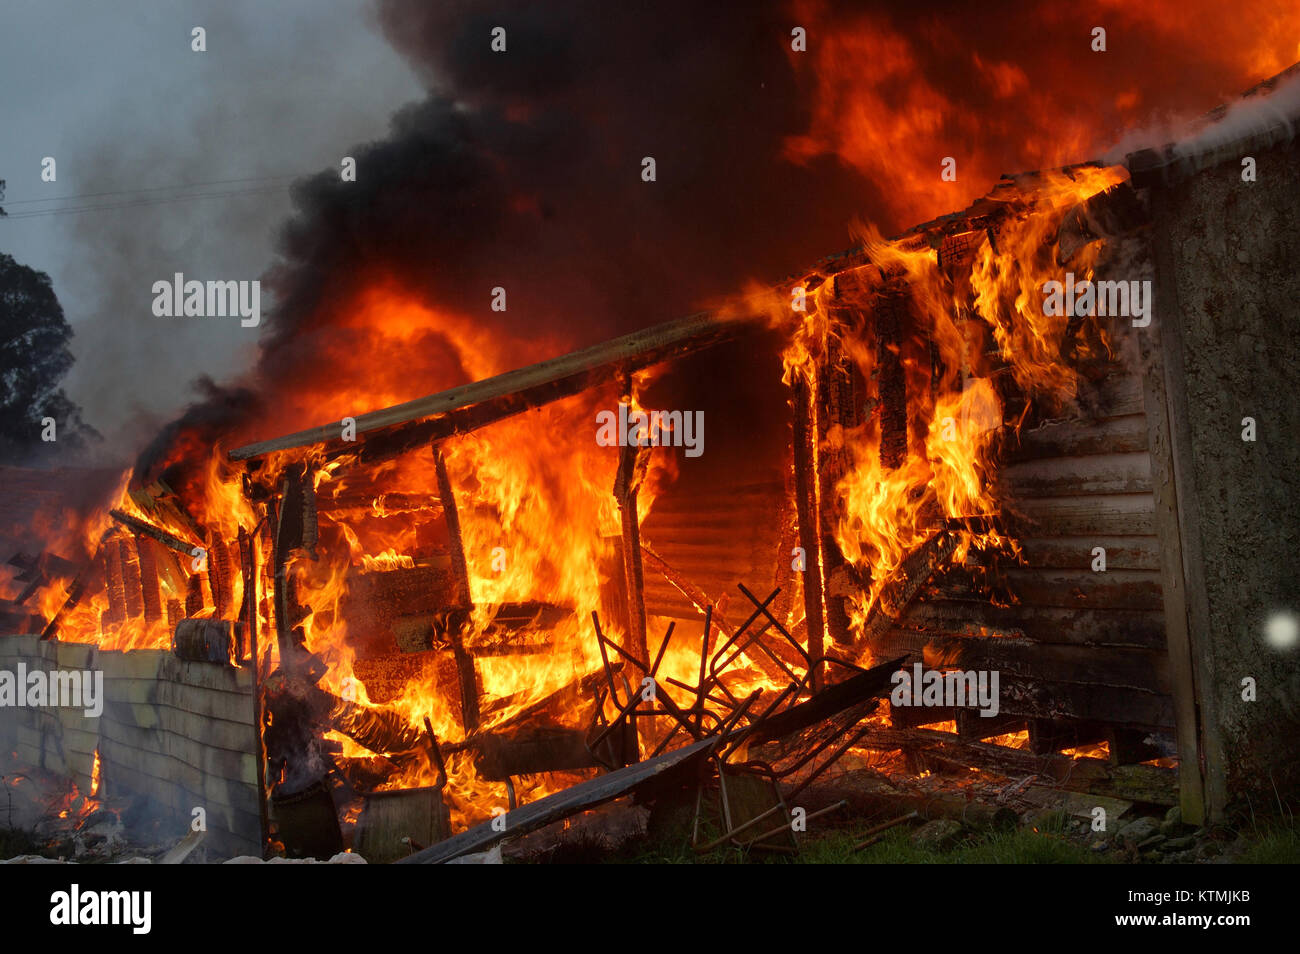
<box><xmin>228</xmin><ymin>310</ymin><xmax>760</xmax><ymax>461</ymax></box>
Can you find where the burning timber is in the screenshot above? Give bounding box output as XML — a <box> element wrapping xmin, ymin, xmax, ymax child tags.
<box><xmin>3</xmin><ymin>64</ymin><xmax>1299</xmax><ymax>860</ymax></box>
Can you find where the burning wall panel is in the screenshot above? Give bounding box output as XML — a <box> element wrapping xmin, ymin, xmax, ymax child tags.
<box><xmin>639</xmin><ymin>479</ymin><xmax>787</xmax><ymax>622</ymax></box>
<box><xmin>880</xmin><ymin>335</ymin><xmax>1177</xmax><ymax>737</ymax></box>
<box><xmin>774</xmin><ymin>164</ymin><xmax>1183</xmax><ymax>761</ymax></box>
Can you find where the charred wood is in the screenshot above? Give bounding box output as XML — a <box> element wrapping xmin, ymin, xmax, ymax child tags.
<box><xmin>790</xmin><ymin>374</ymin><xmax>827</xmax><ymax>679</ymax></box>
<box><xmin>119</xmin><ymin>537</ymin><xmax>145</xmax><ymax>619</ymax></box>
<box><xmin>135</xmin><ymin>535</ymin><xmax>164</xmax><ymax>625</ymax></box>
<box><xmin>108</xmin><ymin>508</ymin><xmax>199</xmax><ymax>558</ymax></box>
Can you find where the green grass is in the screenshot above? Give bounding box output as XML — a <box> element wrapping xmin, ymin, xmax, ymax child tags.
<box><xmin>596</xmin><ymin>811</ymin><xmax>1300</xmax><ymax>865</ymax></box>
<box><xmin>1236</xmin><ymin>824</ymin><xmax>1300</xmax><ymax>863</ymax></box>
<box><xmin>596</xmin><ymin>806</ymin><xmax>1108</xmax><ymax>864</ymax></box>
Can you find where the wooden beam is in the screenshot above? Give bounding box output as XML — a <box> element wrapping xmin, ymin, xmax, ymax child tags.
<box><xmin>397</xmin><ymin>736</ymin><xmax>719</xmax><ymax>864</ymax></box>
<box><xmin>238</xmin><ymin>523</ymin><xmax>269</xmax><ymax>857</ymax></box>
<box><xmin>1142</xmin><ymin>201</ymin><xmax>1216</xmax><ymax>824</ymax></box>
<box><xmin>229</xmin><ymin>311</ymin><xmax>755</xmax><ymax>461</ymax></box>
<box><xmin>119</xmin><ymin>537</ymin><xmax>145</xmax><ymax>620</ymax></box>
<box><xmin>135</xmin><ymin>536</ymin><xmax>164</xmax><ymax>626</ymax></box>
<box><xmin>613</xmin><ymin>441</ymin><xmax>650</xmax><ymax>689</ymax></box>
<box><xmin>109</xmin><ymin>508</ymin><xmax>201</xmax><ymax>557</ymax></box>
<box><xmin>874</xmin><ymin>288</ymin><xmax>909</xmax><ymax>470</ymax></box>
<box><xmin>433</xmin><ymin>444</ymin><xmax>480</xmax><ymax>732</ymax></box>
<box><xmin>790</xmin><ymin>374</ymin><xmax>826</xmax><ymax>688</ymax></box>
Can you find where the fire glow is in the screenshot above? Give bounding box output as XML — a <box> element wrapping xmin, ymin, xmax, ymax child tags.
<box><xmin>15</xmin><ymin>161</ymin><xmax>1129</xmax><ymax>834</ymax></box>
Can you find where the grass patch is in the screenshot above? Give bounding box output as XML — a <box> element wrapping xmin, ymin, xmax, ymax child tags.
<box><xmin>1237</xmin><ymin>824</ymin><xmax>1300</xmax><ymax>863</ymax></box>
<box><xmin>597</xmin><ymin>807</ymin><xmax>1109</xmax><ymax>864</ymax></box>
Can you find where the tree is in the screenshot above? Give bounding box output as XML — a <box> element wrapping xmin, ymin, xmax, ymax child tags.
<box><xmin>0</xmin><ymin>253</ymin><xmax>97</xmax><ymax>458</ymax></box>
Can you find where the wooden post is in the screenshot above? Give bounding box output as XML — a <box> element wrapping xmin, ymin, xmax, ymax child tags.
<box><xmin>239</xmin><ymin>524</ymin><xmax>270</xmax><ymax>857</ymax></box>
<box><xmin>1141</xmin><ymin>214</ymin><xmax>1215</xmax><ymax>824</ymax></box>
<box><xmin>119</xmin><ymin>537</ymin><xmax>145</xmax><ymax>620</ymax></box>
<box><xmin>816</xmin><ymin>334</ymin><xmax>861</xmax><ymax>650</ymax></box>
<box><xmin>104</xmin><ymin>535</ymin><xmax>128</xmax><ymax>626</ymax></box>
<box><xmin>184</xmin><ymin>573</ymin><xmax>204</xmax><ymax>617</ymax></box>
<box><xmin>613</xmin><ymin>440</ymin><xmax>651</xmax><ymax>684</ymax></box>
<box><xmin>875</xmin><ymin>289</ymin><xmax>909</xmax><ymax>470</ymax></box>
<box><xmin>210</xmin><ymin>536</ymin><xmax>234</xmax><ymax>619</ymax></box>
<box><xmin>433</xmin><ymin>444</ymin><xmax>480</xmax><ymax>731</ymax></box>
<box><xmin>790</xmin><ymin>374</ymin><xmax>825</xmax><ymax>691</ymax></box>
<box><xmin>135</xmin><ymin>535</ymin><xmax>164</xmax><ymax>626</ymax></box>
<box><xmin>272</xmin><ymin>466</ymin><xmax>308</xmax><ymax>669</ymax></box>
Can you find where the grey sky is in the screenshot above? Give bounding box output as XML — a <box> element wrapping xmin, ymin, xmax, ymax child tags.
<box><xmin>0</xmin><ymin>0</ymin><xmax>423</xmax><ymax>454</ymax></box>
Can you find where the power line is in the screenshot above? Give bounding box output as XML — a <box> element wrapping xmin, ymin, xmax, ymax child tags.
<box><xmin>0</xmin><ymin>184</ymin><xmax>292</xmax><ymax>221</ymax></box>
<box><xmin>1</xmin><ymin>172</ymin><xmax>311</xmax><ymax>207</ymax></box>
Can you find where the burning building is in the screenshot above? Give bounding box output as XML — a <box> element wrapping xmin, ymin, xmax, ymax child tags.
<box><xmin>1</xmin><ymin>57</ymin><xmax>1298</xmax><ymax>863</ymax></box>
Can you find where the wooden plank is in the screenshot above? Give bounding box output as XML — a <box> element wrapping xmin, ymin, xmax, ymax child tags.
<box><xmin>102</xmin><ymin>697</ymin><xmax>256</xmax><ymax>742</ymax></box>
<box><xmin>877</xmin><ymin>632</ymin><xmax>1169</xmax><ymax>693</ymax></box>
<box><xmin>1011</xmin><ymin>537</ymin><xmax>1161</xmax><ymax>571</ymax></box>
<box><xmin>102</xmin><ymin>681</ymin><xmax>255</xmax><ymax>724</ymax></box>
<box><xmin>57</xmin><ymin>724</ymin><xmax>100</xmax><ymax>757</ymax></box>
<box><xmin>0</xmin><ymin>636</ymin><xmax>41</xmax><ymax>656</ymax></box>
<box><xmin>98</xmin><ymin>649</ymin><xmax>165</xmax><ymax>681</ymax></box>
<box><xmin>1075</xmin><ymin>369</ymin><xmax>1145</xmax><ymax>420</ymax></box>
<box><xmin>1028</xmin><ymin>719</ymin><xmax>1109</xmax><ymax>754</ymax></box>
<box><xmin>900</xmin><ymin>602</ymin><xmax>1167</xmax><ymax>648</ymax></box>
<box><xmin>102</xmin><ymin>706</ymin><xmax>257</xmax><ymax>757</ymax></box>
<box><xmin>997</xmin><ymin>452</ymin><xmax>1152</xmax><ymax>497</ymax></box>
<box><xmin>1142</xmin><ymin>210</ymin><xmax>1214</xmax><ymax>823</ymax></box>
<box><xmin>399</xmin><ymin>737</ymin><xmax>719</xmax><ymax>863</ymax></box>
<box><xmin>102</xmin><ymin>700</ymin><xmax>161</xmax><ymax>731</ymax></box>
<box><xmin>1010</xmin><ymin>494</ymin><xmax>1156</xmax><ymax>536</ymax></box>
<box><xmin>927</xmin><ymin>567</ymin><xmax>1164</xmax><ymax>611</ymax></box>
<box><xmin>158</xmin><ymin>654</ymin><xmax>255</xmax><ymax>693</ymax></box>
<box><xmin>955</xmin><ymin>707</ymin><xmax>1025</xmax><ymax>740</ymax></box>
<box><xmin>209</xmin><ymin>537</ymin><xmax>234</xmax><ymax>619</ymax></box>
<box><xmin>230</xmin><ymin>311</ymin><xmax>757</xmax><ymax>460</ymax></box>
<box><xmin>874</xmin><ymin>290</ymin><xmax>909</xmax><ymax>469</ymax></box>
<box><xmin>791</xmin><ymin>375</ymin><xmax>826</xmax><ymax>684</ymax></box>
<box><xmin>51</xmin><ymin>641</ymin><xmax>94</xmax><ymax>670</ymax></box>
<box><xmin>104</xmin><ymin>656</ymin><xmax>254</xmax><ymax>695</ymax></box>
<box><xmin>1003</xmin><ymin>413</ymin><xmax>1149</xmax><ymax>461</ymax></box>
<box><xmin>999</xmin><ymin>682</ymin><xmax>1174</xmax><ymax>729</ymax></box>
<box><xmin>99</xmin><ymin>717</ymin><xmax>258</xmax><ymax>785</ymax></box>
<box><xmin>103</xmin><ymin>759</ymin><xmax>262</xmax><ymax>849</ymax></box>
<box><xmin>99</xmin><ymin>739</ymin><xmax>260</xmax><ymax>816</ymax></box>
